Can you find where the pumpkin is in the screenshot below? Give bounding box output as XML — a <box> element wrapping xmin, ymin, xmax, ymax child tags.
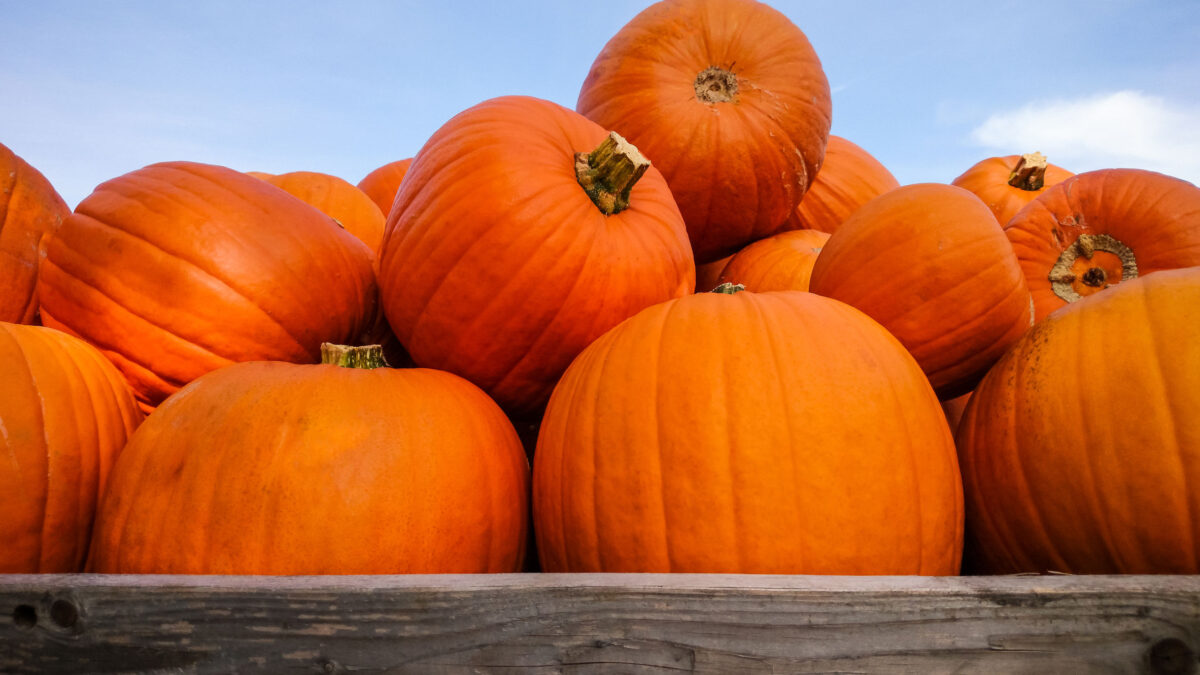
<box><xmin>1</xmin><ymin>322</ymin><xmax>142</xmax><ymax>572</ymax></box>
<box><xmin>785</xmin><ymin>135</ymin><xmax>899</xmax><ymax>234</ymax></box>
<box><xmin>957</xmin><ymin>267</ymin><xmax>1200</xmax><ymax>574</ymax></box>
<box><xmin>37</xmin><ymin>161</ymin><xmax>378</xmax><ymax>412</ymax></box>
<box><xmin>263</xmin><ymin>170</ymin><xmax>387</xmax><ymax>253</ymax></box>
<box><xmin>244</xmin><ymin>171</ymin><xmax>275</xmax><ymax>180</ymax></box>
<box><xmin>88</xmin><ymin>344</ymin><xmax>530</xmax><ymax>574</ymax></box>
<box><xmin>357</xmin><ymin>158</ymin><xmax>413</xmax><ymax>216</ymax></box>
<box><xmin>378</xmin><ymin>95</ymin><xmax>694</xmax><ymax>419</ymax></box>
<box><xmin>1005</xmin><ymin>168</ymin><xmax>1200</xmax><ymax>322</ymax></box>
<box><xmin>577</xmin><ymin>0</ymin><xmax>832</xmax><ymax>263</ymax></box>
<box><xmin>717</xmin><ymin>228</ymin><xmax>830</xmax><ymax>292</ymax></box>
<box><xmin>951</xmin><ymin>152</ymin><xmax>1073</xmax><ymax>227</ymax></box>
<box><xmin>0</xmin><ymin>142</ymin><xmax>71</xmax><ymax>324</ymax></box>
<box><xmin>809</xmin><ymin>184</ymin><xmax>1032</xmax><ymax>399</ymax></box>
<box><xmin>534</xmin><ymin>286</ymin><xmax>963</xmax><ymax>574</ymax></box>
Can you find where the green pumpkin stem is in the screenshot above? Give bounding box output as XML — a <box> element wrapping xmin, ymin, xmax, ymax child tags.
<box><xmin>575</xmin><ymin>131</ymin><xmax>650</xmax><ymax>216</ymax></box>
<box><xmin>1008</xmin><ymin>152</ymin><xmax>1049</xmax><ymax>191</ymax></box>
<box><xmin>320</xmin><ymin>343</ymin><xmax>389</xmax><ymax>369</ymax></box>
<box><xmin>710</xmin><ymin>282</ymin><xmax>745</xmax><ymax>294</ymax></box>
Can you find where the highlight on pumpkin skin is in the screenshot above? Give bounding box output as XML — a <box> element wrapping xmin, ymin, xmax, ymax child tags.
<box><xmin>533</xmin><ymin>289</ymin><xmax>963</xmax><ymax>574</ymax></box>
<box><xmin>951</xmin><ymin>152</ymin><xmax>1073</xmax><ymax>227</ymax></box>
<box><xmin>1004</xmin><ymin>167</ymin><xmax>1200</xmax><ymax>321</ymax></box>
<box><xmin>957</xmin><ymin>266</ymin><xmax>1200</xmax><ymax>574</ymax></box>
<box><xmin>87</xmin><ymin>359</ymin><xmax>530</xmax><ymax>575</ymax></box>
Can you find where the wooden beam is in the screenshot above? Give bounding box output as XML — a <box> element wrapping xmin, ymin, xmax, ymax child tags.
<box><xmin>2</xmin><ymin>574</ymin><xmax>1198</xmax><ymax>673</ymax></box>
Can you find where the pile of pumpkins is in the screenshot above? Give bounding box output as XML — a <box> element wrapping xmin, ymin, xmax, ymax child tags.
<box><xmin>3</xmin><ymin>0</ymin><xmax>1199</xmax><ymax>576</ymax></box>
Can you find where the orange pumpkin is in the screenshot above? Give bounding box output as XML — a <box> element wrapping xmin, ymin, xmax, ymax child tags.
<box><xmin>264</xmin><ymin>170</ymin><xmax>386</xmax><ymax>253</ymax></box>
<box><xmin>88</xmin><ymin>345</ymin><xmax>530</xmax><ymax>574</ymax></box>
<box><xmin>357</xmin><ymin>158</ymin><xmax>412</xmax><ymax>216</ymax></box>
<box><xmin>37</xmin><ymin>161</ymin><xmax>378</xmax><ymax>412</ymax></box>
<box><xmin>0</xmin><ymin>142</ymin><xmax>70</xmax><ymax>324</ymax></box>
<box><xmin>577</xmin><ymin>0</ymin><xmax>832</xmax><ymax>263</ymax></box>
<box><xmin>958</xmin><ymin>267</ymin><xmax>1200</xmax><ymax>574</ymax></box>
<box><xmin>952</xmin><ymin>152</ymin><xmax>1073</xmax><ymax>227</ymax></box>
<box><xmin>809</xmin><ymin>184</ymin><xmax>1032</xmax><ymax>399</ymax></box>
<box><xmin>1005</xmin><ymin>168</ymin><xmax>1200</xmax><ymax>322</ymax></box>
<box><xmin>717</xmin><ymin>229</ymin><xmax>830</xmax><ymax>292</ymax></box>
<box><xmin>1</xmin><ymin>323</ymin><xmax>142</xmax><ymax>572</ymax></box>
<box><xmin>244</xmin><ymin>170</ymin><xmax>275</xmax><ymax>180</ymax></box>
<box><xmin>379</xmin><ymin>96</ymin><xmax>693</xmax><ymax>419</ymax></box>
<box><xmin>786</xmin><ymin>136</ymin><xmax>899</xmax><ymax>234</ymax></box>
<box><xmin>534</xmin><ymin>288</ymin><xmax>963</xmax><ymax>574</ymax></box>
<box><xmin>695</xmin><ymin>254</ymin><xmax>734</xmax><ymax>293</ymax></box>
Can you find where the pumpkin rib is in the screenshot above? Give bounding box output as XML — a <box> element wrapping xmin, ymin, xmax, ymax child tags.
<box><xmin>5</xmin><ymin>331</ymin><xmax>52</xmax><ymax>569</ymax></box>
<box><xmin>37</xmin><ymin>255</ymin><xmax>234</xmax><ymax>381</ymax></box>
<box><xmin>62</xmin><ymin>211</ymin><xmax>311</xmax><ymax>358</ymax></box>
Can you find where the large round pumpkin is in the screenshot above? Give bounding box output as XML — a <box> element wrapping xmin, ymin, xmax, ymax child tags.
<box><xmin>534</xmin><ymin>288</ymin><xmax>963</xmax><ymax>574</ymax></box>
<box><xmin>957</xmin><ymin>267</ymin><xmax>1200</xmax><ymax>574</ymax></box>
<box><xmin>0</xmin><ymin>142</ymin><xmax>71</xmax><ymax>324</ymax></box>
<box><xmin>357</xmin><ymin>158</ymin><xmax>412</xmax><ymax>217</ymax></box>
<box><xmin>1005</xmin><ymin>168</ymin><xmax>1200</xmax><ymax>322</ymax></box>
<box><xmin>37</xmin><ymin>161</ymin><xmax>378</xmax><ymax>412</ymax></box>
<box><xmin>716</xmin><ymin>228</ymin><xmax>829</xmax><ymax>292</ymax></box>
<box><xmin>951</xmin><ymin>152</ymin><xmax>1073</xmax><ymax>227</ymax></box>
<box><xmin>88</xmin><ymin>345</ymin><xmax>529</xmax><ymax>574</ymax></box>
<box><xmin>261</xmin><ymin>170</ymin><xmax>386</xmax><ymax>253</ymax></box>
<box><xmin>577</xmin><ymin>0</ymin><xmax>832</xmax><ymax>263</ymax></box>
<box><xmin>809</xmin><ymin>184</ymin><xmax>1032</xmax><ymax>399</ymax></box>
<box><xmin>378</xmin><ymin>95</ymin><xmax>694</xmax><ymax>419</ymax></box>
<box><xmin>785</xmin><ymin>135</ymin><xmax>899</xmax><ymax>234</ymax></box>
<box><xmin>1</xmin><ymin>322</ymin><xmax>142</xmax><ymax>572</ymax></box>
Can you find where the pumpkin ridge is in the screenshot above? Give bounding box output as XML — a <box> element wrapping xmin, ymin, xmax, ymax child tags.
<box><xmin>63</xmin><ymin>211</ymin><xmax>313</xmax><ymax>358</ymax></box>
<box><xmin>38</xmin><ymin>255</ymin><xmax>226</xmax><ymax>387</ymax></box>
<box><xmin>2</xmin><ymin>328</ymin><xmax>52</xmax><ymax>571</ymax></box>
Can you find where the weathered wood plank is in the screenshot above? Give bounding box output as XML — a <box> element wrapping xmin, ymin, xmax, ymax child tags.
<box><xmin>1</xmin><ymin>574</ymin><xmax>1198</xmax><ymax>674</ymax></box>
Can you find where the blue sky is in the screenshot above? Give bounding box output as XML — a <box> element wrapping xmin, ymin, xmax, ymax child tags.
<box><xmin>3</xmin><ymin>1</ymin><xmax>1198</xmax><ymax>208</ymax></box>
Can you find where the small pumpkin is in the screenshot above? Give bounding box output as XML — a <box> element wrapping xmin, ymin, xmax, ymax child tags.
<box><xmin>88</xmin><ymin>344</ymin><xmax>529</xmax><ymax>574</ymax></box>
<box><xmin>1005</xmin><ymin>168</ymin><xmax>1200</xmax><ymax>321</ymax></box>
<box><xmin>357</xmin><ymin>158</ymin><xmax>413</xmax><ymax>217</ymax></box>
<box><xmin>951</xmin><ymin>152</ymin><xmax>1073</xmax><ymax>227</ymax></box>
<box><xmin>1</xmin><ymin>322</ymin><xmax>142</xmax><ymax>572</ymax></box>
<box><xmin>577</xmin><ymin>0</ymin><xmax>832</xmax><ymax>263</ymax></box>
<box><xmin>809</xmin><ymin>184</ymin><xmax>1032</xmax><ymax>399</ymax></box>
<box><xmin>379</xmin><ymin>96</ymin><xmax>693</xmax><ymax>419</ymax></box>
<box><xmin>0</xmin><ymin>142</ymin><xmax>71</xmax><ymax>324</ymax></box>
<box><xmin>785</xmin><ymin>135</ymin><xmax>899</xmax><ymax>234</ymax></box>
<box><xmin>717</xmin><ymin>229</ymin><xmax>830</xmax><ymax>292</ymax></box>
<box><xmin>37</xmin><ymin>161</ymin><xmax>378</xmax><ymax>412</ymax></box>
<box><xmin>958</xmin><ymin>267</ymin><xmax>1200</xmax><ymax>574</ymax></box>
<box><xmin>534</xmin><ymin>287</ymin><xmax>962</xmax><ymax>574</ymax></box>
<box><xmin>263</xmin><ymin>171</ymin><xmax>386</xmax><ymax>253</ymax></box>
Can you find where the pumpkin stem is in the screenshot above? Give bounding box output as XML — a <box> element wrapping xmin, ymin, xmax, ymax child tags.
<box><xmin>694</xmin><ymin>66</ymin><xmax>739</xmax><ymax>104</ymax></box>
<box><xmin>320</xmin><ymin>343</ymin><xmax>389</xmax><ymax>369</ymax></box>
<box><xmin>710</xmin><ymin>282</ymin><xmax>745</xmax><ymax>294</ymax></box>
<box><xmin>575</xmin><ymin>132</ymin><xmax>650</xmax><ymax>216</ymax></box>
<box><xmin>1048</xmin><ymin>233</ymin><xmax>1138</xmax><ymax>303</ymax></box>
<box><xmin>1008</xmin><ymin>152</ymin><xmax>1049</xmax><ymax>191</ymax></box>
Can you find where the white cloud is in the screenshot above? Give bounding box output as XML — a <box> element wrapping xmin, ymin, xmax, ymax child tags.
<box><xmin>970</xmin><ymin>90</ymin><xmax>1200</xmax><ymax>186</ymax></box>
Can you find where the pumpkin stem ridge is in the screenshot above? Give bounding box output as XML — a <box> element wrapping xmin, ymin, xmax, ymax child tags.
<box><xmin>575</xmin><ymin>131</ymin><xmax>650</xmax><ymax>215</ymax></box>
<box><xmin>710</xmin><ymin>282</ymin><xmax>745</xmax><ymax>295</ymax></box>
<box><xmin>320</xmin><ymin>343</ymin><xmax>389</xmax><ymax>369</ymax></box>
<box><xmin>1008</xmin><ymin>152</ymin><xmax>1049</xmax><ymax>191</ymax></box>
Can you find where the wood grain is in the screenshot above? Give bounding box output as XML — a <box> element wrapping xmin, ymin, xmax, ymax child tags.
<box><xmin>2</xmin><ymin>574</ymin><xmax>1198</xmax><ymax>673</ymax></box>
